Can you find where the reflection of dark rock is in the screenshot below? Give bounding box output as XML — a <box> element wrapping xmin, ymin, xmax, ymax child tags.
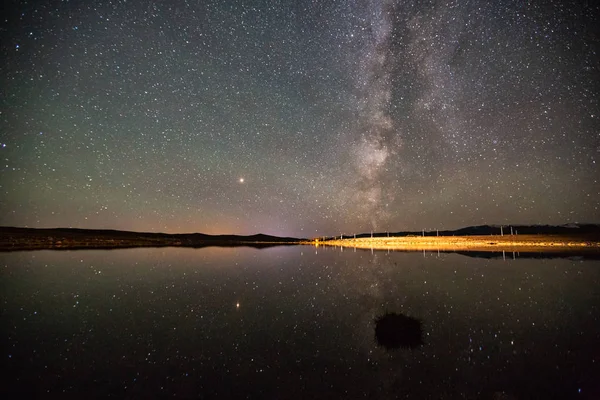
<box><xmin>374</xmin><ymin>313</ymin><xmax>423</xmax><ymax>350</ymax></box>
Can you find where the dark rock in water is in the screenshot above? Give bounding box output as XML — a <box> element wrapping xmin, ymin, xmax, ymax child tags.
<box><xmin>374</xmin><ymin>312</ymin><xmax>423</xmax><ymax>350</ymax></box>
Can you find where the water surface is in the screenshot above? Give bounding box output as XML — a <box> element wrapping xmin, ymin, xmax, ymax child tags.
<box><xmin>2</xmin><ymin>246</ymin><xmax>599</xmax><ymax>399</ymax></box>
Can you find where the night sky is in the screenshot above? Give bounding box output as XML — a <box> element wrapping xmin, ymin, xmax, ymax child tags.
<box><xmin>1</xmin><ymin>0</ymin><xmax>598</xmax><ymax>237</ymax></box>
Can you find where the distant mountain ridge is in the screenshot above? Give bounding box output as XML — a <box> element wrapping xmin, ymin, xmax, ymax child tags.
<box><xmin>448</xmin><ymin>223</ymin><xmax>600</xmax><ymax>236</ymax></box>
<box><xmin>0</xmin><ymin>226</ymin><xmax>303</xmax><ymax>241</ymax></box>
<box><xmin>0</xmin><ymin>226</ymin><xmax>305</xmax><ymax>251</ymax></box>
<box><xmin>332</xmin><ymin>223</ymin><xmax>600</xmax><ymax>240</ymax></box>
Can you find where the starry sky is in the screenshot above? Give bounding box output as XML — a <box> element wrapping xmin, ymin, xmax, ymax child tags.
<box><xmin>1</xmin><ymin>0</ymin><xmax>598</xmax><ymax>237</ymax></box>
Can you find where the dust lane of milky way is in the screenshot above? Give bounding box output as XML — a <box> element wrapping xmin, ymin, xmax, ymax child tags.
<box><xmin>1</xmin><ymin>0</ymin><xmax>598</xmax><ymax>236</ymax></box>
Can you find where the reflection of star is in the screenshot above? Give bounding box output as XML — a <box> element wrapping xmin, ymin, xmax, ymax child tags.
<box><xmin>236</xmin><ymin>302</ymin><xmax>240</xmax><ymax>308</ymax></box>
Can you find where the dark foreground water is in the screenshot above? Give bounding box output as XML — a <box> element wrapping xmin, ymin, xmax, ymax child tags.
<box><xmin>2</xmin><ymin>246</ymin><xmax>600</xmax><ymax>399</ymax></box>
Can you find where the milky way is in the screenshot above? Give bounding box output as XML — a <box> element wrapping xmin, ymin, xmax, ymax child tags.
<box><xmin>1</xmin><ymin>0</ymin><xmax>598</xmax><ymax>236</ymax></box>
<box><xmin>350</xmin><ymin>0</ymin><xmax>395</xmax><ymax>230</ymax></box>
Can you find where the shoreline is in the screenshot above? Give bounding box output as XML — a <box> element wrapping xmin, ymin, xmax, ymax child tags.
<box><xmin>315</xmin><ymin>235</ymin><xmax>600</xmax><ymax>252</ymax></box>
<box><xmin>0</xmin><ymin>226</ymin><xmax>305</xmax><ymax>252</ymax></box>
<box><xmin>1</xmin><ymin>226</ymin><xmax>599</xmax><ymax>253</ymax></box>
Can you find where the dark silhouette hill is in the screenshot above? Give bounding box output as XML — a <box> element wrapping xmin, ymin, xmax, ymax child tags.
<box><xmin>327</xmin><ymin>223</ymin><xmax>600</xmax><ymax>240</ymax></box>
<box><xmin>0</xmin><ymin>226</ymin><xmax>305</xmax><ymax>251</ymax></box>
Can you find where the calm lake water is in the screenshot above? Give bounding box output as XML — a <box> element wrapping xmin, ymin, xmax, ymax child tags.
<box><xmin>2</xmin><ymin>246</ymin><xmax>600</xmax><ymax>399</ymax></box>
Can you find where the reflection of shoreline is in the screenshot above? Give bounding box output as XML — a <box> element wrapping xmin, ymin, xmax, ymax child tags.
<box><xmin>0</xmin><ymin>243</ymin><xmax>302</xmax><ymax>252</ymax></box>
<box><xmin>454</xmin><ymin>250</ymin><xmax>600</xmax><ymax>260</ymax></box>
<box><xmin>318</xmin><ymin>246</ymin><xmax>600</xmax><ymax>260</ymax></box>
<box><xmin>318</xmin><ymin>235</ymin><xmax>600</xmax><ymax>252</ymax></box>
